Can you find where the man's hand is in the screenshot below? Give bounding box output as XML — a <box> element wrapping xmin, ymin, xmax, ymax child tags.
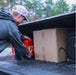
<box><xmin>26</xmin><ymin>51</ymin><xmax>32</xmax><ymax>58</ymax></box>
<box><xmin>24</xmin><ymin>35</ymin><xmax>31</xmax><ymax>40</ymax></box>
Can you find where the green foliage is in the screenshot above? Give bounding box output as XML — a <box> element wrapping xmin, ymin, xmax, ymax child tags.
<box><xmin>55</xmin><ymin>0</ymin><xmax>69</xmax><ymax>15</ymax></box>
<box><xmin>0</xmin><ymin>0</ymin><xmax>15</xmax><ymax>10</ymax></box>
<box><xmin>36</xmin><ymin>8</ymin><xmax>42</xmax><ymax>19</ymax></box>
<box><xmin>71</xmin><ymin>4</ymin><xmax>76</xmax><ymax>11</ymax></box>
<box><xmin>43</xmin><ymin>0</ymin><xmax>54</xmax><ymax>17</ymax></box>
<box><xmin>0</xmin><ymin>0</ymin><xmax>4</xmax><ymax>10</ymax></box>
<box><xmin>24</xmin><ymin>0</ymin><xmax>33</xmax><ymax>8</ymax></box>
<box><xmin>0</xmin><ymin>0</ymin><xmax>74</xmax><ymax>21</ymax></box>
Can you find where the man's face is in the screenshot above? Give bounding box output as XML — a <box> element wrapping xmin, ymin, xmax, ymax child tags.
<box><xmin>14</xmin><ymin>14</ymin><xmax>25</xmax><ymax>25</ymax></box>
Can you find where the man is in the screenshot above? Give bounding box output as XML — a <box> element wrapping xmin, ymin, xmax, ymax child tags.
<box><xmin>0</xmin><ymin>5</ymin><xmax>31</xmax><ymax>60</ymax></box>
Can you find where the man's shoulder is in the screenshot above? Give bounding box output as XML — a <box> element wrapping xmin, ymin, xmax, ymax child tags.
<box><xmin>7</xmin><ymin>20</ymin><xmax>16</xmax><ymax>27</ymax></box>
<box><xmin>0</xmin><ymin>19</ymin><xmax>16</xmax><ymax>27</ymax></box>
<box><xmin>6</xmin><ymin>20</ymin><xmax>18</xmax><ymax>31</ymax></box>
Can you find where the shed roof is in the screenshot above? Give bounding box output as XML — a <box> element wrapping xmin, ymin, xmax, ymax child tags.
<box><xmin>19</xmin><ymin>11</ymin><xmax>75</xmax><ymax>38</ymax></box>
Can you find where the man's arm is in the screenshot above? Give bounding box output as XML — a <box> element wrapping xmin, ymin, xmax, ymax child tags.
<box><xmin>20</xmin><ymin>32</ymin><xmax>31</xmax><ymax>41</ymax></box>
<box><xmin>8</xmin><ymin>22</ymin><xmax>30</xmax><ymax>56</ymax></box>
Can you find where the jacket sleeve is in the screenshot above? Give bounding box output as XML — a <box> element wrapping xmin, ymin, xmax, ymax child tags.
<box><xmin>19</xmin><ymin>32</ymin><xmax>25</xmax><ymax>41</ymax></box>
<box><xmin>7</xmin><ymin>21</ymin><xmax>30</xmax><ymax>55</ymax></box>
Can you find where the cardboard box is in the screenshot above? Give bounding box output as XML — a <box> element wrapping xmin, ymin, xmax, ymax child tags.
<box><xmin>33</xmin><ymin>28</ymin><xmax>74</xmax><ymax>63</ymax></box>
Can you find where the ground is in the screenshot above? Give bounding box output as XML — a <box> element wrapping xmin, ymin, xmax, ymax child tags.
<box><xmin>0</xmin><ymin>47</ymin><xmax>75</xmax><ymax>75</ymax></box>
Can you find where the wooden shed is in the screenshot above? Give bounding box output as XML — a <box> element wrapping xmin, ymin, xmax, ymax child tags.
<box><xmin>19</xmin><ymin>12</ymin><xmax>75</xmax><ymax>63</ymax></box>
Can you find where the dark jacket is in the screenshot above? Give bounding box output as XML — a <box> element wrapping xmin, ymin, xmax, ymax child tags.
<box><xmin>0</xmin><ymin>11</ymin><xmax>29</xmax><ymax>55</ymax></box>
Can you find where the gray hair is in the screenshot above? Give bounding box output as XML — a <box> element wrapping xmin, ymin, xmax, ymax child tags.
<box><xmin>10</xmin><ymin>11</ymin><xmax>19</xmax><ymax>17</ymax></box>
